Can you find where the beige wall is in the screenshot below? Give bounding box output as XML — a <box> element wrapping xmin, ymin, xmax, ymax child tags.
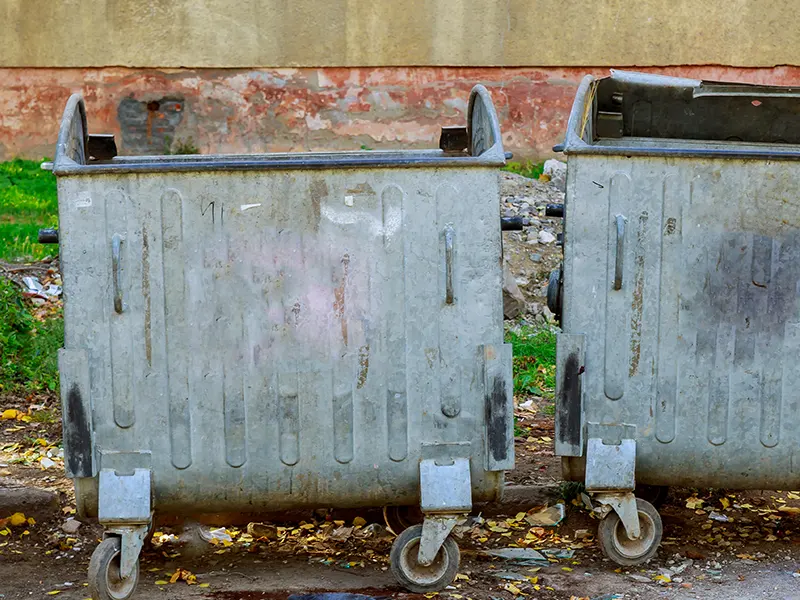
<box><xmin>2</xmin><ymin>0</ymin><xmax>797</xmax><ymax>68</ymax></box>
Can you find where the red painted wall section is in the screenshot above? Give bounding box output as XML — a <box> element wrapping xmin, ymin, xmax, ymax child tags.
<box><xmin>1</xmin><ymin>66</ymin><xmax>799</xmax><ymax>161</ymax></box>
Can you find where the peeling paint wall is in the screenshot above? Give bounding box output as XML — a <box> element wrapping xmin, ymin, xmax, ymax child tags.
<box><xmin>2</xmin><ymin>66</ymin><xmax>799</xmax><ymax>161</ymax></box>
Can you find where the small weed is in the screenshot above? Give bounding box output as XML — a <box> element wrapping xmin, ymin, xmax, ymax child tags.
<box><xmin>502</xmin><ymin>160</ymin><xmax>545</xmax><ymax>180</ymax></box>
<box><xmin>559</xmin><ymin>480</ymin><xmax>586</xmax><ymax>503</ymax></box>
<box><xmin>164</xmin><ymin>136</ymin><xmax>200</xmax><ymax>155</ymax></box>
<box><xmin>505</xmin><ymin>325</ymin><xmax>557</xmax><ymax>398</ymax></box>
<box><xmin>29</xmin><ymin>407</ymin><xmax>59</xmax><ymax>424</ymax></box>
<box><xmin>514</xmin><ymin>417</ymin><xmax>530</xmax><ymax>438</ymax></box>
<box><xmin>543</xmin><ymin>403</ymin><xmax>555</xmax><ymax>416</ymax></box>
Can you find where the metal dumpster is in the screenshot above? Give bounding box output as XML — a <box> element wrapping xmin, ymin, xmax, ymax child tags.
<box><xmin>51</xmin><ymin>85</ymin><xmax>514</xmax><ymax>599</ymax></box>
<box><xmin>551</xmin><ymin>70</ymin><xmax>800</xmax><ymax>565</ymax></box>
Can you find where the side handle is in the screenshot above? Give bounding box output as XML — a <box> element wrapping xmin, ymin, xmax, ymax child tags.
<box><xmin>112</xmin><ymin>233</ymin><xmax>124</xmax><ymax>313</ymax></box>
<box><xmin>613</xmin><ymin>215</ymin><xmax>626</xmax><ymax>291</ymax></box>
<box><xmin>444</xmin><ymin>225</ymin><xmax>454</xmax><ymax>305</ymax></box>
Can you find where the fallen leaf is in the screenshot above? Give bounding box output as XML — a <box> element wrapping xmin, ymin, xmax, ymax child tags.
<box><xmin>1</xmin><ymin>409</ymin><xmax>19</xmax><ymax>420</ymax></box>
<box><xmin>9</xmin><ymin>513</ymin><xmax>26</xmax><ymax>527</ymax></box>
<box><xmin>155</xmin><ymin>580</ymin><xmax>169</xmax><ymax>585</ymax></box>
<box><xmin>779</xmin><ymin>506</ymin><xmax>800</xmax><ymax>515</ymax></box>
<box><xmin>504</xmin><ymin>583</ymin><xmax>524</xmax><ymax>596</ymax></box>
<box><xmin>720</xmin><ymin>498</ymin><xmax>730</xmax><ymax>509</ymax></box>
<box><xmin>686</xmin><ymin>497</ymin><xmax>704</xmax><ymax>509</ymax></box>
<box><xmin>199</xmin><ymin>583</ymin><xmax>210</xmax><ymax>588</ymax></box>
<box><xmin>169</xmin><ymin>571</ymin><xmax>180</xmax><ymax>584</ymax></box>
<box><xmin>46</xmin><ymin>592</ymin><xmax>60</xmax><ymax>596</ymax></box>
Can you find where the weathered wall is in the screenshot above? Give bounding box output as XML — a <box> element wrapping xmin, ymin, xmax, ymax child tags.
<box><xmin>2</xmin><ymin>0</ymin><xmax>798</xmax><ymax>68</ymax></box>
<box><xmin>2</xmin><ymin>66</ymin><xmax>798</xmax><ymax>162</ymax></box>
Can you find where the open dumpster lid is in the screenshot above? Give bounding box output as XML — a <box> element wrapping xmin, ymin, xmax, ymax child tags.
<box><xmin>560</xmin><ymin>70</ymin><xmax>800</xmax><ymax>160</ymax></box>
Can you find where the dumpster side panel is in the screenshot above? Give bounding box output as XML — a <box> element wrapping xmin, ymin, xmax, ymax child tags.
<box><xmin>563</xmin><ymin>155</ymin><xmax>800</xmax><ymax>489</ymax></box>
<box><xmin>60</xmin><ymin>168</ymin><xmax>505</xmax><ymax>514</ymax></box>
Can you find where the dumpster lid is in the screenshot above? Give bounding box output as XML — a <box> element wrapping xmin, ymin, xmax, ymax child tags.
<box><xmin>53</xmin><ymin>85</ymin><xmax>506</xmax><ymax>175</ymax></box>
<box><xmin>561</xmin><ymin>70</ymin><xmax>800</xmax><ymax>160</ymax></box>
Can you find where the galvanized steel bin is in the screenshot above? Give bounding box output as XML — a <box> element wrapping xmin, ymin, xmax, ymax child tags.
<box><xmin>51</xmin><ymin>86</ymin><xmax>513</xmax><ymax>598</ymax></box>
<box><xmin>552</xmin><ymin>71</ymin><xmax>800</xmax><ymax>565</ymax></box>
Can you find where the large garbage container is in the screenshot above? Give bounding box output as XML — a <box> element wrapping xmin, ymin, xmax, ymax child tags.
<box><xmin>552</xmin><ymin>70</ymin><xmax>800</xmax><ymax>565</ymax></box>
<box><xmin>51</xmin><ymin>86</ymin><xmax>514</xmax><ymax>599</ymax></box>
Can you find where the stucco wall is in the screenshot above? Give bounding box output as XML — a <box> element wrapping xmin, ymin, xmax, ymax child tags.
<box><xmin>3</xmin><ymin>66</ymin><xmax>798</xmax><ymax>162</ymax></box>
<box><xmin>2</xmin><ymin>0</ymin><xmax>797</xmax><ymax>68</ymax></box>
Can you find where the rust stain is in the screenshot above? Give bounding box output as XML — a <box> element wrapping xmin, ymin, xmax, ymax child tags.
<box><xmin>357</xmin><ymin>344</ymin><xmax>370</xmax><ymax>389</ymax></box>
<box><xmin>309</xmin><ymin>179</ymin><xmax>327</xmax><ymax>232</ymax></box>
<box><xmin>346</xmin><ymin>182</ymin><xmax>376</xmax><ymax>195</ymax></box>
<box><xmin>141</xmin><ymin>224</ymin><xmax>152</xmax><ymax>366</ymax></box>
<box><xmin>333</xmin><ymin>254</ymin><xmax>350</xmax><ymax>345</ymax></box>
<box><xmin>629</xmin><ymin>211</ymin><xmax>648</xmax><ymax>378</ymax></box>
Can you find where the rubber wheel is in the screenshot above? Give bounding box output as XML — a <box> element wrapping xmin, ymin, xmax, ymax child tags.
<box><xmin>390</xmin><ymin>524</ymin><xmax>460</xmax><ymax>593</ymax></box>
<box><xmin>597</xmin><ymin>498</ymin><xmax>662</xmax><ymax>566</ymax></box>
<box><xmin>88</xmin><ymin>537</ymin><xmax>139</xmax><ymax>600</ymax></box>
<box><xmin>635</xmin><ymin>484</ymin><xmax>669</xmax><ymax>508</ymax></box>
<box><xmin>383</xmin><ymin>505</ymin><xmax>424</xmax><ymax>536</ymax></box>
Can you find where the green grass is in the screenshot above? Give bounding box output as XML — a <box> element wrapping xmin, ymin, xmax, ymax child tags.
<box><xmin>0</xmin><ymin>277</ymin><xmax>63</xmax><ymax>393</ymax></box>
<box><xmin>0</xmin><ymin>159</ymin><xmax>58</xmax><ymax>262</ymax></box>
<box><xmin>505</xmin><ymin>325</ymin><xmax>557</xmax><ymax>398</ymax></box>
<box><xmin>502</xmin><ymin>160</ymin><xmax>545</xmax><ymax>180</ymax></box>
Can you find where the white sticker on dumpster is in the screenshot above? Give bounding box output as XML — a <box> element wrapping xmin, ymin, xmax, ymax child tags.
<box><xmin>74</xmin><ymin>192</ymin><xmax>92</xmax><ymax>209</ymax></box>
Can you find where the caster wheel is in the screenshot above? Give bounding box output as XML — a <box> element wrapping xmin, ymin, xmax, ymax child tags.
<box><xmin>597</xmin><ymin>498</ymin><xmax>662</xmax><ymax>566</ymax></box>
<box><xmin>383</xmin><ymin>505</ymin><xmax>424</xmax><ymax>536</ymax></box>
<box><xmin>390</xmin><ymin>524</ymin><xmax>460</xmax><ymax>593</ymax></box>
<box><xmin>88</xmin><ymin>537</ymin><xmax>139</xmax><ymax>600</ymax></box>
<box><xmin>635</xmin><ymin>484</ymin><xmax>669</xmax><ymax>508</ymax></box>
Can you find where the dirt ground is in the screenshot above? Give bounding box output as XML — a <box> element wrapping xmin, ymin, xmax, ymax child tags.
<box><xmin>4</xmin><ymin>392</ymin><xmax>800</xmax><ymax>600</ymax></box>
<box><xmin>4</xmin><ymin>171</ymin><xmax>800</xmax><ymax>599</ymax></box>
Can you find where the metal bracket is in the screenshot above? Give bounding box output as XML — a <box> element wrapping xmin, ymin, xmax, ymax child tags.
<box><xmin>418</xmin><ymin>515</ymin><xmax>462</xmax><ymax>566</ymax></box>
<box><xmin>420</xmin><ymin>457</ymin><xmax>472</xmax><ymax>513</ymax></box>
<box><xmin>98</xmin><ymin>468</ymin><xmax>151</xmax><ymax>524</ymax></box>
<box><xmin>594</xmin><ymin>491</ymin><xmax>640</xmax><ymax>541</ymax></box>
<box><xmin>105</xmin><ymin>525</ymin><xmax>148</xmax><ymax>579</ymax></box>
<box><xmin>585</xmin><ymin>437</ymin><xmax>636</xmax><ymax>491</ymax></box>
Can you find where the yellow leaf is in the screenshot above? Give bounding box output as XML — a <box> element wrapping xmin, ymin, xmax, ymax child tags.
<box><xmin>450</xmin><ymin>595</ymin><xmax>463</xmax><ymax>599</ymax></box>
<box><xmin>353</xmin><ymin>517</ymin><xmax>367</xmax><ymax>527</ymax></box>
<box><xmin>27</xmin><ymin>517</ymin><xmax>35</xmax><ymax>526</ymax></box>
<box><xmin>169</xmin><ymin>571</ymin><xmax>181</xmax><ymax>584</ymax></box>
<box><xmin>720</xmin><ymin>498</ymin><xmax>730</xmax><ymax>509</ymax></box>
<box><xmin>779</xmin><ymin>506</ymin><xmax>800</xmax><ymax>515</ymax></box>
<box><xmin>9</xmin><ymin>513</ymin><xmax>26</xmax><ymax>527</ymax></box>
<box><xmin>1</xmin><ymin>409</ymin><xmax>19</xmax><ymax>420</ymax></box>
<box><xmin>46</xmin><ymin>592</ymin><xmax>61</xmax><ymax>596</ymax></box>
<box><xmin>654</xmin><ymin>575</ymin><xmax>671</xmax><ymax>583</ymax></box>
<box><xmin>199</xmin><ymin>583</ymin><xmax>210</xmax><ymax>588</ymax></box>
<box><xmin>526</xmin><ymin>576</ymin><xmax>538</xmax><ymax>584</ymax></box>
<box><xmin>477</xmin><ymin>537</ymin><xmax>488</xmax><ymax>543</ymax></box>
<box><xmin>18</xmin><ymin>415</ymin><xmax>31</xmax><ymax>423</ymax></box>
<box><xmin>504</xmin><ymin>583</ymin><xmax>524</xmax><ymax>596</ymax></box>
<box><xmin>300</xmin><ymin>523</ymin><xmax>315</xmax><ymax>530</ymax></box>
<box><xmin>540</xmin><ymin>436</ymin><xmax>552</xmax><ymax>442</ymax></box>
<box><xmin>155</xmin><ymin>580</ymin><xmax>169</xmax><ymax>585</ymax></box>
<box><xmin>455</xmin><ymin>574</ymin><xmax>470</xmax><ymax>581</ymax></box>
<box><xmin>686</xmin><ymin>497</ymin><xmax>703</xmax><ymax>509</ymax></box>
<box><xmin>562</xmin><ymin>567</ymin><xmax>573</xmax><ymax>572</ymax></box>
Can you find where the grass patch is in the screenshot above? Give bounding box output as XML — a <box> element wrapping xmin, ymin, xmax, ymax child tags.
<box><xmin>0</xmin><ymin>278</ymin><xmax>63</xmax><ymax>393</ymax></box>
<box><xmin>502</xmin><ymin>160</ymin><xmax>545</xmax><ymax>180</ymax></box>
<box><xmin>0</xmin><ymin>159</ymin><xmax>58</xmax><ymax>262</ymax></box>
<box><xmin>505</xmin><ymin>325</ymin><xmax>557</xmax><ymax>398</ymax></box>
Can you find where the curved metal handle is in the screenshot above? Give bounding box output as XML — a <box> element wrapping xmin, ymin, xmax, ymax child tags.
<box><xmin>112</xmin><ymin>233</ymin><xmax>124</xmax><ymax>313</ymax></box>
<box><xmin>614</xmin><ymin>215</ymin><xmax>626</xmax><ymax>291</ymax></box>
<box><xmin>444</xmin><ymin>225</ymin><xmax>455</xmax><ymax>305</ymax></box>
